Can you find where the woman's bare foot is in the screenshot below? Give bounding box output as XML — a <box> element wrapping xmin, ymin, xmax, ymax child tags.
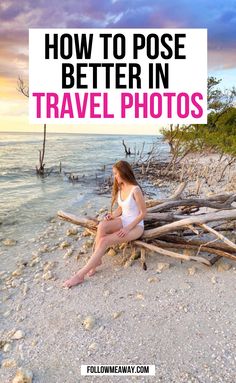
<box><xmin>63</xmin><ymin>272</ymin><xmax>84</xmax><ymax>288</ymax></box>
<box><xmin>87</xmin><ymin>268</ymin><xmax>96</xmax><ymax>277</ymax></box>
<box><xmin>87</xmin><ymin>261</ymin><xmax>102</xmax><ymax>277</ymax></box>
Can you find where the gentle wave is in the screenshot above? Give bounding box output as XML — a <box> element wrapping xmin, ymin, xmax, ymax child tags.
<box><xmin>0</xmin><ymin>132</ymin><xmax>168</xmax><ymax>242</ymax></box>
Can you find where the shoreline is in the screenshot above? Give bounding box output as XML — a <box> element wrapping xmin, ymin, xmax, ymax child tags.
<box><xmin>1</xmin><ymin>151</ymin><xmax>236</xmax><ymax>383</ymax></box>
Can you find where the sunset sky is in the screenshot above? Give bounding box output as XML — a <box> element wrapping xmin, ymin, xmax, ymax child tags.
<box><xmin>0</xmin><ymin>0</ymin><xmax>236</xmax><ymax>134</ymax></box>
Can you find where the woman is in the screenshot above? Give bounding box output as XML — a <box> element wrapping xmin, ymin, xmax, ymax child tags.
<box><xmin>63</xmin><ymin>160</ymin><xmax>146</xmax><ymax>288</ymax></box>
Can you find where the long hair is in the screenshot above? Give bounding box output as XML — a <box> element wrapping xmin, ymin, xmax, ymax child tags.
<box><xmin>111</xmin><ymin>160</ymin><xmax>143</xmax><ymax>212</ymax></box>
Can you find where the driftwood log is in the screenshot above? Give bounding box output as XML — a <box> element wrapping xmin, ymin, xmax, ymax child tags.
<box><xmin>57</xmin><ymin>183</ymin><xmax>236</xmax><ymax>269</ymax></box>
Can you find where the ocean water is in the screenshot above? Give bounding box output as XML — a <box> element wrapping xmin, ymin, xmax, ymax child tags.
<box><xmin>0</xmin><ymin>132</ymin><xmax>169</xmax><ymax>243</ymax></box>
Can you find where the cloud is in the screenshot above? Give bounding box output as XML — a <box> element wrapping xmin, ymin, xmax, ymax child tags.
<box><xmin>209</xmin><ymin>48</ymin><xmax>236</xmax><ymax>71</ymax></box>
<box><xmin>0</xmin><ymin>99</ymin><xmax>27</xmax><ymax>116</ymax></box>
<box><xmin>0</xmin><ymin>0</ymin><xmax>235</xmax><ymax>103</ymax></box>
<box><xmin>0</xmin><ymin>30</ymin><xmax>28</xmax><ymax>80</ymax></box>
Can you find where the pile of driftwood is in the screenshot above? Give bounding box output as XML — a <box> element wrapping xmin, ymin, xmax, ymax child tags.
<box><xmin>58</xmin><ymin>182</ymin><xmax>236</xmax><ymax>269</ymax></box>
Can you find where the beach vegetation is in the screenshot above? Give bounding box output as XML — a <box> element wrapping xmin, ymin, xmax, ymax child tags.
<box><xmin>161</xmin><ymin>77</ymin><xmax>236</xmax><ymax>161</ymax></box>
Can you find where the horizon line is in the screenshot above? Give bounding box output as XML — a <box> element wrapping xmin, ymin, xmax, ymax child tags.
<box><xmin>0</xmin><ymin>130</ymin><xmax>163</xmax><ymax>136</ymax></box>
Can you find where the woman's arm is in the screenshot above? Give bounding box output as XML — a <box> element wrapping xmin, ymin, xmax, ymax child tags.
<box><xmin>105</xmin><ymin>205</ymin><xmax>122</xmax><ymax>221</ymax></box>
<box><xmin>125</xmin><ymin>187</ymin><xmax>146</xmax><ymax>231</ymax></box>
<box><xmin>111</xmin><ymin>205</ymin><xmax>122</xmax><ymax>218</ymax></box>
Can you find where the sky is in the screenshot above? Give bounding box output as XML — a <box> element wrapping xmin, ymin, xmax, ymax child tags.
<box><xmin>0</xmin><ymin>0</ymin><xmax>236</xmax><ymax>134</ymax></box>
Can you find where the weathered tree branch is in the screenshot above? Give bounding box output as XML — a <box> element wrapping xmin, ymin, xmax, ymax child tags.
<box><xmin>198</xmin><ymin>223</ymin><xmax>236</xmax><ymax>251</ymax></box>
<box><xmin>57</xmin><ymin>186</ymin><xmax>236</xmax><ymax>267</ymax></box>
<box><xmin>143</xmin><ymin>209</ymin><xmax>236</xmax><ymax>239</ymax></box>
<box><xmin>134</xmin><ymin>240</ymin><xmax>211</xmax><ymax>265</ymax></box>
<box><xmin>147</xmin><ymin>194</ymin><xmax>236</xmax><ymax>213</ymax></box>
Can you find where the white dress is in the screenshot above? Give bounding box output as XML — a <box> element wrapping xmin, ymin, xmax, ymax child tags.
<box><xmin>117</xmin><ymin>185</ymin><xmax>144</xmax><ymax>228</ymax></box>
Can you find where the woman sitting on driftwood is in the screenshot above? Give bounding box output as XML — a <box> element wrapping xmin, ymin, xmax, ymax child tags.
<box><xmin>63</xmin><ymin>160</ymin><xmax>146</xmax><ymax>288</ymax></box>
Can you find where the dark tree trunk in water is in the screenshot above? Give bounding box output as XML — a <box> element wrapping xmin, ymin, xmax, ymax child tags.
<box><xmin>122</xmin><ymin>139</ymin><xmax>131</xmax><ymax>155</ymax></box>
<box><xmin>36</xmin><ymin>124</ymin><xmax>47</xmax><ymax>175</ymax></box>
<box><xmin>17</xmin><ymin>77</ymin><xmax>48</xmax><ymax>176</ymax></box>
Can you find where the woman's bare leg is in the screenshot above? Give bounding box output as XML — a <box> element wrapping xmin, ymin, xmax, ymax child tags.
<box><xmin>87</xmin><ymin>218</ymin><xmax>123</xmax><ymax>277</ymax></box>
<box><xmin>63</xmin><ymin>225</ymin><xmax>144</xmax><ymax>288</ymax></box>
<box><xmin>93</xmin><ymin>218</ymin><xmax>123</xmax><ymax>251</ymax></box>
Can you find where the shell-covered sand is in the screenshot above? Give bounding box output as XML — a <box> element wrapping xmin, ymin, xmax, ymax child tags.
<box><xmin>1</xmin><ymin>156</ymin><xmax>236</xmax><ymax>383</ymax></box>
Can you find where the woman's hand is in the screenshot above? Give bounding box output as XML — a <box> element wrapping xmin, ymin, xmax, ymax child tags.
<box><xmin>117</xmin><ymin>227</ymin><xmax>130</xmax><ymax>238</ymax></box>
<box><xmin>104</xmin><ymin>213</ymin><xmax>113</xmax><ymax>221</ymax></box>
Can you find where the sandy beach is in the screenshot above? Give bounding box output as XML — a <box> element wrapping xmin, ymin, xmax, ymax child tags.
<box><xmin>1</xmin><ymin>153</ymin><xmax>236</xmax><ymax>383</ymax></box>
<box><xmin>1</xmin><ymin>0</ymin><xmax>236</xmax><ymax>380</ymax></box>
